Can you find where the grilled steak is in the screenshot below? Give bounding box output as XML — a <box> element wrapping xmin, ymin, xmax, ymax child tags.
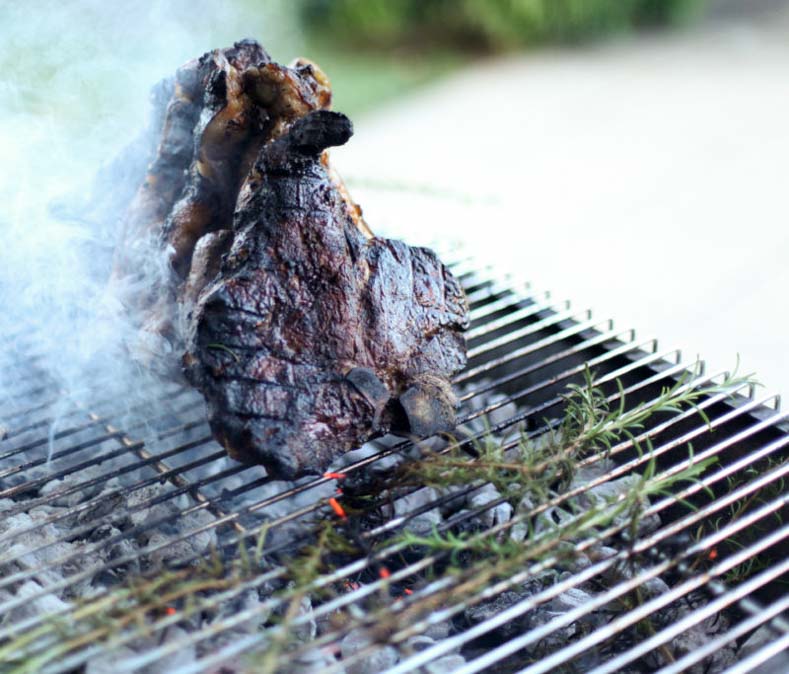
<box><xmin>112</xmin><ymin>40</ymin><xmax>334</xmax><ymax>359</ymax></box>
<box><xmin>114</xmin><ymin>41</ymin><xmax>469</xmax><ymax>478</ymax></box>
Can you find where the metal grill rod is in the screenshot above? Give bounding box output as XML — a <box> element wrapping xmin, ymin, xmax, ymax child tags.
<box><xmin>717</xmin><ymin>634</ymin><xmax>789</xmax><ymax>674</ymax></box>
<box><xmin>8</xmin><ymin>354</ymin><xmax>711</xmax><ymax>665</ymax></box>
<box><xmin>326</xmin><ymin>418</ymin><xmax>788</xmax><ymax>673</ymax></box>
<box><xmin>656</xmin><ymin>600</ymin><xmax>789</xmax><ymax>674</ymax></box>
<box><xmin>0</xmin><ymin>270</ymin><xmax>528</xmax><ymax>459</ymax></box>
<box><xmin>0</xmin><ymin>343</ymin><xmax>696</xmax><ymax>642</ymax></box>
<box><xmin>137</xmin><ymin>421</ymin><xmax>788</xmax><ymax>674</ymax></box>
<box><xmin>464</xmin><ymin>293</ymin><xmax>556</xmax><ymax>334</ymax></box>
<box><xmin>462</xmin><ymin>279</ymin><xmax>519</xmax><ymax>307</ymax></box>
<box><xmin>466</xmin><ymin>289</ymin><xmax>543</xmax><ymax>324</ymax></box>
<box><xmin>0</xmin><ymin>256</ymin><xmax>479</xmax><ymax>415</ymax></box>
<box><xmin>0</xmin><ymin>448</ymin><xmax>247</xmax><ymax>560</ymax></box>
<box><xmin>463</xmin><ymin>459</ymin><xmax>789</xmax><ymax>673</ymax></box>
<box><xmin>4</xmin><ymin>255</ymin><xmax>780</xmax><ymax>668</ymax></box>
<box><xmin>2</xmin><ymin>401</ymin><xmax>114</xmax><ymax>445</ymax></box>
<box><xmin>334</xmin><ymin>414</ymin><xmax>788</xmax><ymax>672</ymax></box>
<box><xmin>466</xmin><ymin>300</ymin><xmax>571</xmax><ymax>341</ymax></box>
<box><xmin>0</xmin><ymin>397</ymin><xmax>200</xmax><ymax>479</ymax></box>
<box><xmin>0</xmin><ymin>424</ymin><xmax>210</xmax><ymax>507</ymax></box>
<box><xmin>570</xmin><ymin>392</ymin><xmax>778</xmax><ymax>497</ymax></box>
<box><xmin>466</xmin><ymin>307</ymin><xmax>585</xmax><ymax>361</ymax></box>
<box><xmin>0</xmin><ymin>383</ymin><xmax>190</xmax><ymax>460</ymax></box>
<box><xmin>0</xmin><ymin>352</ymin><xmax>776</xmax><ymax>668</ymax></box>
<box><xmin>379</xmin><ymin>489</ymin><xmax>789</xmax><ymax>674</ymax></box>
<box><xmin>129</xmin><ymin>383</ymin><xmax>784</xmax><ymax>674</ymax></box>
<box><xmin>0</xmin><ymin>322</ymin><xmax>635</xmax><ymax>566</ymax></box>
<box><xmin>460</xmin><ymin>326</ymin><xmax>627</xmax><ymax>401</ymax></box>
<box><xmin>466</xmin><ymin>294</ymin><xmax>562</xmax><ymax>341</ymax></box>
<box><xmin>510</xmin><ymin>518</ymin><xmax>789</xmax><ymax>674</ymax></box>
<box><xmin>589</xmin><ymin>565</ymin><xmax>789</xmax><ymax>674</ymax></box>
<box><xmin>457</xmin><ymin>317</ymin><xmax>614</xmax><ymax>384</ymax></box>
<box><xmin>0</xmin><ymin>284</ymin><xmax>568</xmax><ymax>440</ymax></box>
<box><xmin>1</xmin><ymin>412</ymin><xmax>123</xmax><ymax>464</ymax></box>
<box><xmin>0</xmin><ymin>395</ymin><xmax>64</xmax><ymax>426</ymax></box>
<box><xmin>0</xmin><ymin>356</ymin><xmax>744</xmax><ymax>660</ymax></box>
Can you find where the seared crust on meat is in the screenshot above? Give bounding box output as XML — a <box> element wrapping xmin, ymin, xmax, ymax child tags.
<box><xmin>113</xmin><ymin>41</ymin><xmax>469</xmax><ymax>478</ymax></box>
<box><xmin>184</xmin><ymin>111</ymin><xmax>468</xmax><ymax>477</ymax></box>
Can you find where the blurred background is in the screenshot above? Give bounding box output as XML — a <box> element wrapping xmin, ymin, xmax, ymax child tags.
<box><xmin>1</xmin><ymin>0</ymin><xmax>787</xmax><ymax>391</ymax></box>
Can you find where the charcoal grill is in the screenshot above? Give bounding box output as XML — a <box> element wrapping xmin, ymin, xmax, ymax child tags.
<box><xmin>1</xmin><ymin>244</ymin><xmax>787</xmax><ymax>674</ymax></box>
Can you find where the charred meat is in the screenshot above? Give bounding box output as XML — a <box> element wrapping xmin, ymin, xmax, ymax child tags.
<box><xmin>114</xmin><ymin>40</ymin><xmax>469</xmax><ymax>478</ymax></box>
<box><xmin>184</xmin><ymin>110</ymin><xmax>468</xmax><ymax>477</ymax></box>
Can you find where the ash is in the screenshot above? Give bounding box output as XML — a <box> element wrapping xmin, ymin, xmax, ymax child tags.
<box><xmin>0</xmin><ymin>372</ymin><xmax>751</xmax><ymax>674</ymax></box>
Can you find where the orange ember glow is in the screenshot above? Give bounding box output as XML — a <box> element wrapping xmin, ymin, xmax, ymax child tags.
<box><xmin>328</xmin><ymin>497</ymin><xmax>347</xmax><ymax>519</ymax></box>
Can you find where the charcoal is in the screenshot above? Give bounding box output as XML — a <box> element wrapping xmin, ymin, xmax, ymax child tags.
<box><xmin>739</xmin><ymin>625</ymin><xmax>789</xmax><ymax>674</ymax></box>
<box><xmin>467</xmin><ymin>483</ymin><xmax>513</xmax><ymax>528</ymax></box>
<box><xmin>404</xmin><ymin>635</ymin><xmax>436</xmax><ymax>653</ymax></box>
<box><xmin>391</xmin><ymin>487</ymin><xmax>442</xmax><ymax>519</ymax></box>
<box><xmin>294</xmin><ymin>594</ymin><xmax>318</xmax><ymax>642</ymax></box>
<box><xmin>0</xmin><ymin>580</ymin><xmax>70</xmax><ymax>625</ymax></box>
<box><xmin>645</xmin><ymin>624</ymin><xmax>737</xmax><ymax>673</ymax></box>
<box><xmin>524</xmin><ymin>607</ymin><xmax>586</xmax><ymax>657</ymax></box>
<box><xmin>548</xmin><ymin>587</ymin><xmax>594</xmax><ymax>613</ymax></box>
<box><xmin>100</xmin><ymin>529</ymin><xmax>141</xmax><ymax>577</ymax></box>
<box><xmin>291</xmin><ymin>648</ymin><xmax>342</xmax><ymax>673</ymax></box>
<box><xmin>423</xmin><ymin>620</ymin><xmax>452</xmax><ymax>641</ymax></box>
<box><xmin>209</xmin><ymin>588</ymin><xmax>271</xmax><ymax>634</ymax></box>
<box><xmin>40</xmin><ymin>465</ymin><xmax>118</xmax><ymax>507</ymax></box>
<box><xmin>509</xmin><ymin>520</ymin><xmax>529</xmax><ymax>543</ymax></box>
<box><xmin>75</xmin><ymin>490</ymin><xmax>126</xmax><ymax>528</ymax></box>
<box><xmin>464</xmin><ymin>591</ymin><xmax>532</xmax><ymax>640</ymax></box>
<box><xmin>145</xmin><ymin>530</ymin><xmax>207</xmax><ymax>568</ymax></box>
<box><xmin>641</xmin><ymin>576</ymin><xmax>671</xmax><ymax>600</ymax></box>
<box><xmin>143</xmin><ymin>626</ymin><xmax>197</xmax><ymax>673</ymax></box>
<box><xmin>404</xmin><ymin>508</ymin><xmax>443</xmax><ymax>536</ymax></box>
<box><xmin>425</xmin><ymin>655</ymin><xmax>467</xmax><ymax>673</ymax></box>
<box><xmin>443</xmin><ymin>508</ymin><xmax>480</xmax><ymax>537</ymax></box>
<box><xmin>86</xmin><ymin>647</ymin><xmax>138</xmax><ymax>674</ymax></box>
<box><xmin>577</xmin><ymin>474</ymin><xmax>661</xmax><ymax>535</ymax></box>
<box><xmin>388</xmin><ymin>486</ymin><xmax>443</xmax><ymax>535</ymax></box>
<box><xmin>341</xmin><ymin>628</ymin><xmax>399</xmax><ymax>674</ymax></box>
<box><xmin>175</xmin><ymin>508</ymin><xmax>218</xmax><ymax>550</ymax></box>
<box><xmin>535</xmin><ymin>505</ymin><xmax>575</xmax><ymax>534</ymax></box>
<box><xmin>436</xmin><ymin>482</ymin><xmax>470</xmax><ymax>517</ymax></box>
<box><xmin>0</xmin><ymin>510</ymin><xmax>82</xmax><ymax>586</ymax></box>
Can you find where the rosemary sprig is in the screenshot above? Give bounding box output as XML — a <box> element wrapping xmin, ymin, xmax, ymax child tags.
<box><xmin>0</xmin><ymin>365</ymin><xmax>759</xmax><ymax>674</ymax></box>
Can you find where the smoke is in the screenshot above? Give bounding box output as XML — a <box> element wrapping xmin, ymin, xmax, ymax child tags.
<box><xmin>0</xmin><ymin>1</ymin><xmax>303</xmax><ymax>442</ymax></box>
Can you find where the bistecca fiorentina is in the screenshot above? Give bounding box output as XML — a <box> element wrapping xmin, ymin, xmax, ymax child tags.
<box><xmin>112</xmin><ymin>40</ymin><xmax>469</xmax><ymax>478</ymax></box>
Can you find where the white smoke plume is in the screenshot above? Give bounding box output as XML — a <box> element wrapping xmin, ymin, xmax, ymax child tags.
<box><xmin>0</xmin><ymin>0</ymin><xmax>303</xmax><ymax>440</ymax></box>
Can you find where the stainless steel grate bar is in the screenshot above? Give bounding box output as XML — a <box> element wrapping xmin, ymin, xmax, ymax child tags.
<box><xmin>598</xmin><ymin>571</ymin><xmax>789</xmax><ymax>674</ymax></box>
<box><xmin>1</xmin><ymin>342</ymin><xmax>684</xmax><ymax>660</ymax></box>
<box><xmin>2</xmin><ymin>256</ymin><xmax>787</xmax><ymax>674</ymax></box>
<box><xmin>106</xmin><ymin>372</ymin><xmax>788</xmax><ymax>672</ymax></box>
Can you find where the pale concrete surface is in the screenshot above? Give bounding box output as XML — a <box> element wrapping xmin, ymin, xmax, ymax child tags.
<box><xmin>334</xmin><ymin>13</ymin><xmax>789</xmax><ymax>395</ymax></box>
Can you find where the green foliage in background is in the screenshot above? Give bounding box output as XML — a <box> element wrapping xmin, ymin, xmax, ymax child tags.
<box><xmin>305</xmin><ymin>42</ymin><xmax>464</xmax><ymax>115</ymax></box>
<box><xmin>300</xmin><ymin>0</ymin><xmax>706</xmax><ymax>51</ymax></box>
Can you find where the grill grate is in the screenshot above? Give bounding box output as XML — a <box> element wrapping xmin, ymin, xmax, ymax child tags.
<box><xmin>1</xmin><ymin>247</ymin><xmax>787</xmax><ymax>674</ymax></box>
